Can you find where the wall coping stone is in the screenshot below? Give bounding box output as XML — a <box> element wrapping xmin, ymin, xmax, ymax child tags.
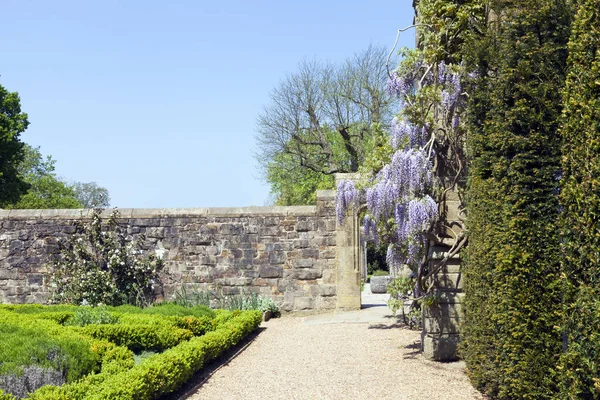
<box><xmin>0</xmin><ymin>206</ymin><xmax>319</xmax><ymax>220</ymax></box>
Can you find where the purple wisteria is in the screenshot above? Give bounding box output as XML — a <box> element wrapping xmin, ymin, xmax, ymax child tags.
<box><xmin>365</xmin><ymin>148</ymin><xmax>433</xmax><ymax>221</ymax></box>
<box><xmin>390</xmin><ymin>118</ymin><xmax>426</xmax><ymax>150</ymax></box>
<box><xmin>363</xmin><ymin>215</ymin><xmax>379</xmax><ymax>245</ymax></box>
<box><xmin>335</xmin><ymin>180</ymin><xmax>358</xmax><ymax>223</ymax></box>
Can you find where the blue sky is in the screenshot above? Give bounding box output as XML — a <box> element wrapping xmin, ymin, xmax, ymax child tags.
<box><xmin>1</xmin><ymin>1</ymin><xmax>415</xmax><ymax>208</ymax></box>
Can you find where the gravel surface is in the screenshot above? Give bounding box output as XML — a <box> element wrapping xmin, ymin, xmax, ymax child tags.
<box><xmin>184</xmin><ymin>315</ymin><xmax>484</xmax><ymax>400</ymax></box>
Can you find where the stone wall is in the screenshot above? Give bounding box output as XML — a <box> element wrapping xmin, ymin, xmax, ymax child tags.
<box><xmin>0</xmin><ymin>191</ymin><xmax>342</xmax><ymax>312</ymax></box>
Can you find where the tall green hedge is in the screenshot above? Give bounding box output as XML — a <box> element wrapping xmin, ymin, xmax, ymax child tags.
<box><xmin>557</xmin><ymin>0</ymin><xmax>600</xmax><ymax>397</ymax></box>
<box><xmin>461</xmin><ymin>1</ymin><xmax>572</xmax><ymax>398</ymax></box>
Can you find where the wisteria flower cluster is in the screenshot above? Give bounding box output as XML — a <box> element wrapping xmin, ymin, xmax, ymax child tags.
<box><xmin>365</xmin><ymin>148</ymin><xmax>433</xmax><ymax>221</ymax></box>
<box><xmin>391</xmin><ymin>118</ymin><xmax>427</xmax><ymax>150</ymax></box>
<box><xmin>335</xmin><ymin>179</ymin><xmax>358</xmax><ymax>223</ymax></box>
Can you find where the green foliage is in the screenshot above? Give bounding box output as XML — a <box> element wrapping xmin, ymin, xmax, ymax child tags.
<box><xmin>116</xmin><ymin>302</ymin><xmax>215</xmax><ymax>319</ymax></box>
<box><xmin>461</xmin><ymin>1</ymin><xmax>572</xmax><ymax>398</ymax></box>
<box><xmin>0</xmin><ymin>83</ymin><xmax>29</xmax><ymax>207</ymax></box>
<box><xmin>386</xmin><ymin>276</ymin><xmax>413</xmax><ymax>316</ymax></box>
<box><xmin>50</xmin><ymin>207</ymin><xmax>164</xmax><ymax>307</ymax></box>
<box><xmin>0</xmin><ymin>323</ymin><xmax>96</xmax><ymax>382</ymax></box>
<box><xmin>266</xmin><ymin>152</ymin><xmax>335</xmax><ymax>205</ymax></box>
<box><xmin>0</xmin><ymin>390</ymin><xmax>16</xmax><ymax>400</ymax></box>
<box><xmin>72</xmin><ymin>182</ymin><xmax>110</xmax><ymax>208</ymax></box>
<box><xmin>67</xmin><ymin>306</ymin><xmax>119</xmax><ymax>327</ymax></box>
<box><xmin>372</xmin><ymin>270</ymin><xmax>389</xmax><ymax>277</ymax></box>
<box><xmin>7</xmin><ymin>144</ymin><xmax>82</xmax><ymax>209</ymax></box>
<box><xmin>171</xmin><ymin>283</ymin><xmax>212</xmax><ymax>308</ymax></box>
<box><xmin>557</xmin><ymin>0</ymin><xmax>600</xmax><ymax>397</ymax></box>
<box><xmin>27</xmin><ymin>310</ymin><xmax>262</xmax><ymax>400</ymax></box>
<box><xmin>77</xmin><ymin>324</ymin><xmax>193</xmax><ymax>353</ymax></box>
<box><xmin>366</xmin><ymin>242</ymin><xmax>388</xmax><ymax>276</ymax></box>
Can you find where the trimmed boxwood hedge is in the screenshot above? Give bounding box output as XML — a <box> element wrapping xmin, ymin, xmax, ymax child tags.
<box><xmin>27</xmin><ymin>310</ymin><xmax>262</xmax><ymax>400</ymax></box>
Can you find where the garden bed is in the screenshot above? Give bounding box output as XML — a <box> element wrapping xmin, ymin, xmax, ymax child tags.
<box><xmin>0</xmin><ymin>304</ymin><xmax>262</xmax><ymax>399</ymax></box>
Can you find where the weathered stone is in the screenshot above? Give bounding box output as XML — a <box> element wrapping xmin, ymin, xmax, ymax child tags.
<box><xmin>296</xmin><ymin>269</ymin><xmax>322</xmax><ymax>280</ymax></box>
<box><xmin>422</xmin><ymin>333</ymin><xmax>460</xmax><ymax>362</ymax></box>
<box><xmin>423</xmin><ymin>316</ymin><xmax>461</xmax><ymax>334</ymax></box>
<box><xmin>295</xmin><ymin>259</ymin><xmax>314</xmax><ymax>268</ymax></box>
<box><xmin>259</xmin><ymin>266</ymin><xmax>282</xmax><ymax>278</ymax></box>
<box><xmin>370</xmin><ymin>275</ymin><xmax>392</xmax><ymax>294</ymax></box>
<box><xmin>293</xmin><ymin>296</ymin><xmax>314</xmax><ymax>310</ymax></box>
<box><xmin>0</xmin><ymin>190</ymin><xmax>344</xmax><ymax>312</ymax></box>
<box><xmin>319</xmin><ymin>285</ymin><xmax>336</xmax><ymax>297</ymax></box>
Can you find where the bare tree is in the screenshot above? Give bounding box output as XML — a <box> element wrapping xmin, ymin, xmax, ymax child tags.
<box><xmin>256</xmin><ymin>45</ymin><xmax>397</xmax><ymax>178</ymax></box>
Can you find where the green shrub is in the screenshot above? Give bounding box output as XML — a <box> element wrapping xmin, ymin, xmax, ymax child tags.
<box><xmin>28</xmin><ymin>310</ymin><xmax>263</xmax><ymax>400</ymax></box>
<box><xmin>0</xmin><ymin>323</ymin><xmax>97</xmax><ymax>399</ymax></box>
<box><xmin>372</xmin><ymin>270</ymin><xmax>389</xmax><ymax>277</ymax></box>
<box><xmin>50</xmin><ymin>207</ymin><xmax>164</xmax><ymax>307</ymax></box>
<box><xmin>0</xmin><ymin>390</ymin><xmax>16</xmax><ymax>400</ymax></box>
<box><xmin>116</xmin><ymin>313</ymin><xmax>214</xmax><ymax>337</ymax></box>
<box><xmin>67</xmin><ymin>306</ymin><xmax>119</xmax><ymax>327</ymax></box>
<box><xmin>77</xmin><ymin>324</ymin><xmax>193</xmax><ymax>353</ymax></box>
<box><xmin>171</xmin><ymin>283</ymin><xmax>212</xmax><ymax>308</ymax></box>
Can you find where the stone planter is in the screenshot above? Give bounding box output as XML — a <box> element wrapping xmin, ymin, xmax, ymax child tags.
<box><xmin>263</xmin><ymin>311</ymin><xmax>273</xmax><ymax>322</ymax></box>
<box><xmin>370</xmin><ymin>275</ymin><xmax>393</xmax><ymax>294</ymax></box>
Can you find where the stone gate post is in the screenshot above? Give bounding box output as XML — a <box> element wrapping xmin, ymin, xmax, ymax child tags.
<box><xmin>334</xmin><ymin>173</ymin><xmax>362</xmax><ymax>311</ymax></box>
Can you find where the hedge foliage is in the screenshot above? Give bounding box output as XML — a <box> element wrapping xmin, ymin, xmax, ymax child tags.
<box><xmin>557</xmin><ymin>0</ymin><xmax>600</xmax><ymax>397</ymax></box>
<box><xmin>0</xmin><ymin>309</ymin><xmax>130</xmax><ymax>399</ymax></box>
<box><xmin>27</xmin><ymin>310</ymin><xmax>262</xmax><ymax>400</ymax></box>
<box><xmin>461</xmin><ymin>1</ymin><xmax>572</xmax><ymax>398</ymax></box>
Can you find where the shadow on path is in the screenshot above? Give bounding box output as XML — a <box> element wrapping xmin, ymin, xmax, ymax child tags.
<box><xmin>160</xmin><ymin>327</ymin><xmax>267</xmax><ymax>400</ymax></box>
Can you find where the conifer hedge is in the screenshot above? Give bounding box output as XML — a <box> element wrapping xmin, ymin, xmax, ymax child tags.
<box><xmin>461</xmin><ymin>1</ymin><xmax>572</xmax><ymax>398</ymax></box>
<box><xmin>557</xmin><ymin>0</ymin><xmax>600</xmax><ymax>397</ymax></box>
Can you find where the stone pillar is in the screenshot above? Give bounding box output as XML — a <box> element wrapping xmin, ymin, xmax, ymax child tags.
<box><xmin>334</xmin><ymin>173</ymin><xmax>361</xmax><ymax>311</ymax></box>
<box><xmin>421</xmin><ymin>244</ymin><xmax>463</xmax><ymax>361</ymax></box>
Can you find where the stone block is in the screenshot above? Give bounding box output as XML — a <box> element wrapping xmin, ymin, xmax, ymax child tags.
<box><xmin>293</xmin><ymin>239</ymin><xmax>309</xmax><ymax>248</ymax></box>
<box><xmin>437</xmin><ymin>292</ymin><xmax>465</xmax><ymax>304</ymax></box>
<box><xmin>295</xmin><ymin>259</ymin><xmax>314</xmax><ymax>268</ymax></box>
<box><xmin>146</xmin><ymin>227</ymin><xmax>165</xmax><ymax>238</ymax></box>
<box><xmin>293</xmin><ymin>296</ymin><xmax>314</xmax><ymax>310</ymax></box>
<box><xmin>422</xmin><ymin>333</ymin><xmax>460</xmax><ymax>362</ymax></box>
<box><xmin>296</xmin><ymin>221</ymin><xmax>313</xmax><ymax>232</ymax></box>
<box><xmin>430</xmin><ymin>259</ymin><xmax>461</xmax><ymax>274</ymax></box>
<box><xmin>423</xmin><ymin>316</ymin><xmax>461</xmax><ymax>334</ymax></box>
<box><xmin>423</xmin><ymin>303</ymin><xmax>464</xmax><ymax>319</ymax></box>
<box><xmin>27</xmin><ymin>274</ymin><xmax>44</xmax><ymax>286</ymax></box>
<box><xmin>432</xmin><ymin>272</ymin><xmax>463</xmax><ymax>291</ymax></box>
<box><xmin>268</xmin><ymin>251</ymin><xmax>286</xmax><ymax>265</ymax></box>
<box><xmin>318</xmin><ymin>285</ymin><xmax>336</xmax><ymax>297</ymax></box>
<box><xmin>295</xmin><ymin>269</ymin><xmax>322</xmax><ymax>280</ymax></box>
<box><xmin>259</xmin><ymin>266</ymin><xmax>282</xmax><ymax>279</ymax></box>
<box><xmin>370</xmin><ymin>275</ymin><xmax>392</xmax><ymax>293</ymax></box>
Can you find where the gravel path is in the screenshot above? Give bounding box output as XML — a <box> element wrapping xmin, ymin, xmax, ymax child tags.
<box><xmin>184</xmin><ymin>314</ymin><xmax>484</xmax><ymax>400</ymax></box>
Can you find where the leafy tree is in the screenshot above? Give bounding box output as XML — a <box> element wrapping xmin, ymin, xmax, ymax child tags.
<box><xmin>73</xmin><ymin>181</ymin><xmax>110</xmax><ymax>208</ymax></box>
<box><xmin>7</xmin><ymin>145</ymin><xmax>82</xmax><ymax>209</ymax></box>
<box><xmin>256</xmin><ymin>46</ymin><xmax>397</xmax><ymax>204</ymax></box>
<box><xmin>557</xmin><ymin>0</ymin><xmax>600</xmax><ymax>396</ymax></box>
<box><xmin>0</xmin><ymin>83</ymin><xmax>29</xmax><ymax>207</ymax></box>
<box><xmin>266</xmin><ymin>152</ymin><xmax>334</xmax><ymax>206</ymax></box>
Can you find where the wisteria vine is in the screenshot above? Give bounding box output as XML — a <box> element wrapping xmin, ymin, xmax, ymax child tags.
<box><xmin>336</xmin><ymin>46</ymin><xmax>468</xmax><ymax>301</ymax></box>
